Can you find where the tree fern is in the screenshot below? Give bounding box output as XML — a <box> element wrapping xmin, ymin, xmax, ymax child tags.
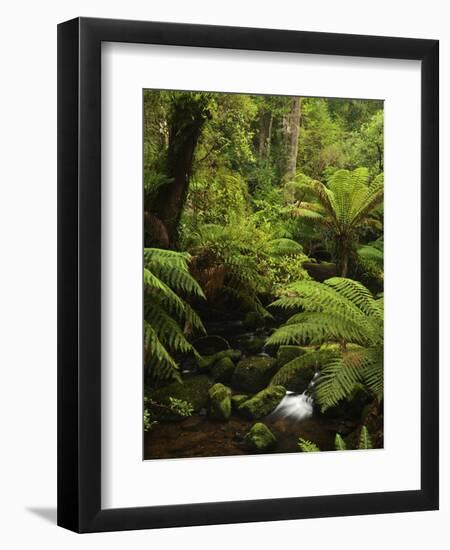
<box><xmin>268</xmin><ymin>277</ymin><xmax>383</xmax><ymax>411</ymax></box>
<box><xmin>144</xmin><ymin>248</ymin><xmax>205</xmax><ymax>382</ymax></box>
<box><xmin>292</xmin><ymin>168</ymin><xmax>383</xmax><ymax>276</ymax></box>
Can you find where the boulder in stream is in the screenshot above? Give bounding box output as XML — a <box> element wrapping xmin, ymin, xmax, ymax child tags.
<box><xmin>193</xmin><ymin>335</ymin><xmax>230</xmax><ymax>355</ymax></box>
<box><xmin>210</xmin><ymin>357</ymin><xmax>236</xmax><ymax>383</ymax></box>
<box><xmin>208</xmin><ymin>383</ymin><xmax>232</xmax><ymax>421</ymax></box>
<box><xmin>243</xmin><ymin>311</ymin><xmax>266</xmax><ymax>330</ymax></box>
<box><xmin>276</xmin><ymin>345</ymin><xmax>307</xmax><ymax>367</ymax></box>
<box><xmin>198</xmin><ymin>349</ymin><xmax>242</xmax><ymax>371</ymax></box>
<box><xmin>244</xmin><ymin>423</ymin><xmax>277</xmax><ymax>453</ymax></box>
<box><xmin>231</xmin><ymin>394</ymin><xmax>249</xmax><ymax>411</ymax></box>
<box><xmin>231</xmin><ymin>356</ymin><xmax>278</xmax><ymax>393</ymax></box>
<box><xmin>238</xmin><ymin>385</ymin><xmax>286</xmax><ymax>419</ymax></box>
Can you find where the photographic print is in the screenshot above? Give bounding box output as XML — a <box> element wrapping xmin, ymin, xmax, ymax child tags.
<box><xmin>143</xmin><ymin>90</ymin><xmax>384</xmax><ymax>460</ymax></box>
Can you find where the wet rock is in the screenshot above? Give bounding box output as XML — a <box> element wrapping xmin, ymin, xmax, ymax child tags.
<box><xmin>244</xmin><ymin>423</ymin><xmax>277</xmax><ymax>453</ymax></box>
<box><xmin>274</xmin><ymin>361</ymin><xmax>315</xmax><ymax>393</ymax></box>
<box><xmin>208</xmin><ymin>383</ymin><xmax>232</xmax><ymax>421</ymax></box>
<box><xmin>237</xmin><ymin>335</ymin><xmax>266</xmax><ymax>354</ymax></box>
<box><xmin>193</xmin><ymin>335</ymin><xmax>230</xmax><ymax>355</ymax></box>
<box><xmin>231</xmin><ymin>356</ymin><xmax>278</xmax><ymax>393</ymax></box>
<box><xmin>243</xmin><ymin>311</ymin><xmax>266</xmax><ymax>330</ymax></box>
<box><xmin>238</xmin><ymin>385</ymin><xmax>286</xmax><ymax>419</ymax></box>
<box><xmin>211</xmin><ymin>357</ymin><xmax>236</xmax><ymax>383</ymax></box>
<box><xmin>198</xmin><ymin>349</ymin><xmax>242</xmax><ymax>371</ymax></box>
<box><xmin>276</xmin><ymin>345</ymin><xmax>307</xmax><ymax>367</ymax></box>
<box><xmin>231</xmin><ymin>394</ymin><xmax>249</xmax><ymax>411</ymax></box>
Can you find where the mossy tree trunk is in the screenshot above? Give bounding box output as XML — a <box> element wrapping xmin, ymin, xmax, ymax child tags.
<box><xmin>152</xmin><ymin>94</ymin><xmax>210</xmax><ymax>247</ymax></box>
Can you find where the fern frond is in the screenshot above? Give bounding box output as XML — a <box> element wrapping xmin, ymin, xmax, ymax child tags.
<box><xmin>268</xmin><ymin>238</ymin><xmax>304</xmax><ymax>256</ymax></box>
<box><xmin>270</xmin><ymin>349</ymin><xmax>334</xmax><ymax>387</ymax></box>
<box><xmin>359</xmin><ymin>426</ymin><xmax>373</xmax><ymax>449</ymax></box>
<box><xmin>144</xmin><ymin>321</ymin><xmax>181</xmax><ymax>382</ymax></box>
<box><xmin>335</xmin><ymin>433</ymin><xmax>347</xmax><ymax>451</ymax></box>
<box><xmin>298</xmin><ymin>438</ymin><xmax>321</xmax><ymax>452</ymax></box>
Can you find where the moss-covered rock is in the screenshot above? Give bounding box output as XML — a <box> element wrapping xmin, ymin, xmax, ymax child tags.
<box><xmin>210</xmin><ymin>357</ymin><xmax>236</xmax><ymax>383</ymax></box>
<box><xmin>273</xmin><ymin>362</ymin><xmax>315</xmax><ymax>393</ymax></box>
<box><xmin>244</xmin><ymin>311</ymin><xmax>266</xmax><ymax>330</ymax></box>
<box><xmin>193</xmin><ymin>335</ymin><xmax>230</xmax><ymax>355</ymax></box>
<box><xmin>148</xmin><ymin>375</ymin><xmax>212</xmax><ymax>420</ymax></box>
<box><xmin>208</xmin><ymin>383</ymin><xmax>232</xmax><ymax>421</ymax></box>
<box><xmin>231</xmin><ymin>394</ymin><xmax>248</xmax><ymax>411</ymax></box>
<box><xmin>198</xmin><ymin>349</ymin><xmax>242</xmax><ymax>371</ymax></box>
<box><xmin>276</xmin><ymin>345</ymin><xmax>307</xmax><ymax>367</ymax></box>
<box><xmin>244</xmin><ymin>423</ymin><xmax>277</xmax><ymax>452</ymax></box>
<box><xmin>237</xmin><ymin>335</ymin><xmax>266</xmax><ymax>354</ymax></box>
<box><xmin>231</xmin><ymin>356</ymin><xmax>278</xmax><ymax>393</ymax></box>
<box><xmin>238</xmin><ymin>385</ymin><xmax>286</xmax><ymax>419</ymax></box>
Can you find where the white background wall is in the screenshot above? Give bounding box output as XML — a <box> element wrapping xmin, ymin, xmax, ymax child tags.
<box><xmin>0</xmin><ymin>0</ymin><xmax>448</xmax><ymax>547</ymax></box>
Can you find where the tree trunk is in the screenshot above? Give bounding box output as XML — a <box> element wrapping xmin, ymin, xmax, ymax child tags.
<box><xmin>152</xmin><ymin>96</ymin><xmax>209</xmax><ymax>247</ymax></box>
<box><xmin>284</xmin><ymin>97</ymin><xmax>301</xmax><ymax>182</ymax></box>
<box><xmin>258</xmin><ymin>111</ymin><xmax>273</xmax><ymax>159</ymax></box>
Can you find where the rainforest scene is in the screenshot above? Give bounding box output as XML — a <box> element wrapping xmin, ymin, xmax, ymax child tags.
<box><xmin>143</xmin><ymin>90</ymin><xmax>384</xmax><ymax>459</ymax></box>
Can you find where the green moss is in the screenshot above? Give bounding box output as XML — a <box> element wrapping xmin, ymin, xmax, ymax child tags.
<box><xmin>276</xmin><ymin>345</ymin><xmax>307</xmax><ymax>367</ymax></box>
<box><xmin>244</xmin><ymin>423</ymin><xmax>277</xmax><ymax>452</ymax></box>
<box><xmin>244</xmin><ymin>311</ymin><xmax>266</xmax><ymax>330</ymax></box>
<box><xmin>231</xmin><ymin>356</ymin><xmax>278</xmax><ymax>393</ymax></box>
<box><xmin>231</xmin><ymin>394</ymin><xmax>248</xmax><ymax>411</ymax></box>
<box><xmin>238</xmin><ymin>385</ymin><xmax>286</xmax><ymax>419</ymax></box>
<box><xmin>198</xmin><ymin>349</ymin><xmax>242</xmax><ymax>370</ymax></box>
<box><xmin>148</xmin><ymin>375</ymin><xmax>212</xmax><ymax>420</ymax></box>
<box><xmin>208</xmin><ymin>383</ymin><xmax>232</xmax><ymax>421</ymax></box>
<box><xmin>237</xmin><ymin>336</ymin><xmax>266</xmax><ymax>354</ymax></box>
<box><xmin>210</xmin><ymin>357</ymin><xmax>236</xmax><ymax>383</ymax></box>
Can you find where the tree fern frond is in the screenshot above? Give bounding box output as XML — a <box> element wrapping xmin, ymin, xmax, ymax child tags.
<box><xmin>144</xmin><ymin>321</ymin><xmax>181</xmax><ymax>382</ymax></box>
<box><xmin>268</xmin><ymin>238</ymin><xmax>304</xmax><ymax>256</ymax></box>
<box><xmin>270</xmin><ymin>349</ymin><xmax>335</xmax><ymax>387</ymax></box>
<box><xmin>359</xmin><ymin>426</ymin><xmax>373</xmax><ymax>449</ymax></box>
<box><xmin>335</xmin><ymin>433</ymin><xmax>347</xmax><ymax>451</ymax></box>
<box><xmin>298</xmin><ymin>438</ymin><xmax>321</xmax><ymax>452</ymax></box>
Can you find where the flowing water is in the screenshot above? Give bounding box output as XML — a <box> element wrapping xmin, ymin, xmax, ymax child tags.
<box><xmin>145</xmin><ymin>316</ymin><xmax>360</xmax><ymax>459</ymax></box>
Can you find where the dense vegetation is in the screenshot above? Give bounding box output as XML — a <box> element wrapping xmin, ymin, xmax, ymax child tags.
<box><xmin>143</xmin><ymin>91</ymin><xmax>384</xmax><ymax>458</ymax></box>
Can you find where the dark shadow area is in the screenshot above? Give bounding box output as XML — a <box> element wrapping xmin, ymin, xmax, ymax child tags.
<box><xmin>26</xmin><ymin>506</ymin><xmax>57</xmax><ymax>525</ymax></box>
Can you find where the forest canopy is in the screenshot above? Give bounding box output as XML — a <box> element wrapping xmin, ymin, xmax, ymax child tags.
<box><xmin>143</xmin><ymin>90</ymin><xmax>384</xmax><ymax>459</ymax></box>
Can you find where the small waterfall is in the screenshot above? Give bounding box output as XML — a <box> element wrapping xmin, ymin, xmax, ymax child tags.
<box><xmin>268</xmin><ymin>372</ymin><xmax>319</xmax><ymax>422</ymax></box>
<box><xmin>269</xmin><ymin>391</ymin><xmax>314</xmax><ymax>421</ymax></box>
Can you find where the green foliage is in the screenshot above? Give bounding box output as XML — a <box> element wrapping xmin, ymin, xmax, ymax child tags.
<box><xmin>348</xmin><ymin>110</ymin><xmax>384</xmax><ymax>177</ymax></box>
<box><xmin>357</xmin><ymin>238</ymin><xmax>384</xmax><ymax>268</ymax></box>
<box><xmin>335</xmin><ymin>433</ymin><xmax>347</xmax><ymax>451</ymax></box>
<box><xmin>298</xmin><ymin>438</ymin><xmax>321</xmax><ymax>452</ymax></box>
<box><xmin>359</xmin><ymin>425</ymin><xmax>373</xmax><ymax>449</ymax></box>
<box><xmin>268</xmin><ymin>277</ymin><xmax>383</xmax><ymax>411</ymax></box>
<box><xmin>144</xmin><ymin>395</ymin><xmax>193</xmax><ymax>430</ymax></box>
<box><xmin>144</xmin><ymin>248</ymin><xmax>205</xmax><ymax>382</ymax></box>
<box><xmin>293</xmin><ymin>168</ymin><xmax>384</xmax><ymax>276</ymax></box>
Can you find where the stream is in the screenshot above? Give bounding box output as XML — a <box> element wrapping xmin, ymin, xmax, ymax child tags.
<box><xmin>144</xmin><ymin>315</ymin><xmax>359</xmax><ymax>459</ymax></box>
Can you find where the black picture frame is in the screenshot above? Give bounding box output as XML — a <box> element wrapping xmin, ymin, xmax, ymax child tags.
<box><xmin>57</xmin><ymin>16</ymin><xmax>439</xmax><ymax>533</ymax></box>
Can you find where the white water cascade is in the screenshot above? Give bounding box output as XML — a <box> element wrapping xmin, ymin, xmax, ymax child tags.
<box><xmin>268</xmin><ymin>372</ymin><xmax>320</xmax><ymax>422</ymax></box>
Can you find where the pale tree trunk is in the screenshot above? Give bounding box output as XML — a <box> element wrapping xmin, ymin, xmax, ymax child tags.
<box><xmin>258</xmin><ymin>111</ymin><xmax>273</xmax><ymax>159</ymax></box>
<box><xmin>284</xmin><ymin>97</ymin><xmax>301</xmax><ymax>182</ymax></box>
